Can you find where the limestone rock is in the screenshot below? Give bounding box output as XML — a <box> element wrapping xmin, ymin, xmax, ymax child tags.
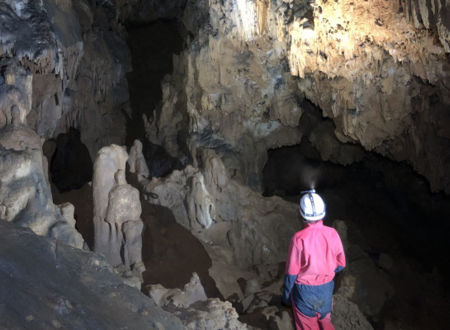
<box><xmin>93</xmin><ymin>145</ymin><xmax>128</xmax><ymax>238</ymax></box>
<box><xmin>144</xmin><ymin>165</ymin><xmax>196</xmax><ymax>230</ymax></box>
<box><xmin>0</xmin><ymin>62</ymin><xmax>32</xmax><ymax>128</ymax></box>
<box><xmin>148</xmin><ymin>0</ymin><xmax>304</xmax><ymax>190</ymax></box>
<box><xmin>128</xmin><ymin>139</ymin><xmax>149</xmax><ymax>180</ymax></box>
<box><xmin>287</xmin><ymin>0</ymin><xmax>450</xmax><ymax>192</ymax></box>
<box><xmin>0</xmin><ymin>141</ymin><xmax>84</xmax><ymax>249</ymax></box>
<box><xmin>0</xmin><ymin>220</ymin><xmax>184</xmax><ymax>330</ymax></box>
<box><xmin>333</xmin><ymin>294</ymin><xmax>374</xmax><ymax>330</ymax></box>
<box><xmin>258</xmin><ymin>307</ymin><xmax>295</xmax><ymax>330</ymax></box>
<box><xmin>179</xmin><ymin>298</ymin><xmax>248</xmax><ymax>330</ymax></box>
<box><xmin>273</xmin><ymin>310</ymin><xmax>295</xmax><ymax>330</ymax></box>
<box><xmin>93</xmin><ymin>145</ymin><xmax>144</xmax><ymax>287</ymax></box>
<box><xmin>333</xmin><ymin>220</ymin><xmax>394</xmax><ymax>319</ymax></box>
<box><xmin>51</xmin><ymin>203</ymin><xmax>86</xmax><ymax>250</ymax></box>
<box><xmin>186</xmin><ymin>172</ymin><xmax>216</xmax><ymax>230</ymax></box>
<box><xmin>0</xmin><ymin>0</ymin><xmax>130</xmax><ymax>160</ymax></box>
<box><xmin>150</xmin><ymin>0</ymin><xmax>450</xmax><ymax>195</ymax></box>
<box><xmin>145</xmin><ymin>152</ymin><xmax>299</xmax><ymax>269</ymax></box>
<box><xmin>148</xmin><ymin>272</ymin><xmax>207</xmax><ymax>308</ymax></box>
<box><xmin>143</xmin><ymin>151</ymin><xmax>299</xmax><ymax>301</ymax></box>
<box><xmin>0</xmin><ymin>56</ymin><xmax>84</xmax><ymax>249</ymax></box>
<box><xmin>337</xmin><ymin>258</ymin><xmax>394</xmax><ymax>318</ymax></box>
<box><xmin>147</xmin><ymin>272</ymin><xmax>247</xmax><ymax>329</ymax></box>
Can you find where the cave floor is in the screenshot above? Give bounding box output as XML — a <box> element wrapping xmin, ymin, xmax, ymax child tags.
<box><xmin>52</xmin><ymin>173</ymin><xmax>450</xmax><ymax>330</ymax></box>
<box><xmin>52</xmin><ymin>182</ymin><xmax>222</xmax><ymax>299</ymax></box>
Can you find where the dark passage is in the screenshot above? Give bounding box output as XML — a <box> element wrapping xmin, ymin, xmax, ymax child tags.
<box><xmin>47</xmin><ymin>128</ymin><xmax>93</xmax><ymax>193</ymax></box>
<box><xmin>125</xmin><ymin>19</ymin><xmax>185</xmax><ymax>178</ymax></box>
<box><xmin>125</xmin><ymin>19</ymin><xmax>184</xmax><ymax>145</ymax></box>
<box><xmin>263</xmin><ymin>139</ymin><xmax>450</xmax><ymax>329</ymax></box>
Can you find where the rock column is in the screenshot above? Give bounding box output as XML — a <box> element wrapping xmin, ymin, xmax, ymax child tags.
<box><xmin>92</xmin><ymin>145</ymin><xmax>144</xmax><ymax>288</ymax></box>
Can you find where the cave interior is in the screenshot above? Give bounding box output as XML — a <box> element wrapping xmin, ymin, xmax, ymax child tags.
<box><xmin>1</xmin><ymin>0</ymin><xmax>450</xmax><ymax>329</ymax></box>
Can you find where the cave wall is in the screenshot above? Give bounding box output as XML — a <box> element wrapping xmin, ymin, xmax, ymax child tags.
<box><xmin>1</xmin><ymin>0</ymin><xmax>130</xmax><ymax>159</ymax></box>
<box><xmin>149</xmin><ymin>0</ymin><xmax>450</xmax><ymax>193</ymax></box>
<box><xmin>288</xmin><ymin>0</ymin><xmax>450</xmax><ymax>192</ymax></box>
<box><xmin>0</xmin><ymin>0</ymin><xmax>131</xmax><ymax>246</ymax></box>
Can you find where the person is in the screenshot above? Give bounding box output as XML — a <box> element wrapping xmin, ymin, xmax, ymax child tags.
<box><xmin>282</xmin><ymin>189</ymin><xmax>346</xmax><ymax>330</ymax></box>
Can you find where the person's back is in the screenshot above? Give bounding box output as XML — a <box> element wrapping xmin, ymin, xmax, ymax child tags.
<box><xmin>283</xmin><ymin>190</ymin><xmax>345</xmax><ymax>330</ymax></box>
<box><xmin>290</xmin><ymin>222</ymin><xmax>345</xmax><ymax>285</ymax></box>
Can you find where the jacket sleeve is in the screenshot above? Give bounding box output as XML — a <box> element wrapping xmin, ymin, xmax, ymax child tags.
<box><xmin>334</xmin><ymin>232</ymin><xmax>346</xmax><ymax>273</ymax></box>
<box><xmin>282</xmin><ymin>236</ymin><xmax>301</xmax><ymax>305</ymax></box>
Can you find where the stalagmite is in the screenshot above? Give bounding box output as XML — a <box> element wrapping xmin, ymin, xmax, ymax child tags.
<box><xmin>128</xmin><ymin>139</ymin><xmax>150</xmax><ymax>181</ymax></box>
<box><xmin>105</xmin><ymin>170</ymin><xmax>144</xmax><ymax>270</ymax></box>
<box><xmin>92</xmin><ymin>145</ymin><xmax>144</xmax><ymax>288</ymax></box>
<box><xmin>186</xmin><ymin>172</ymin><xmax>215</xmax><ymax>230</ymax></box>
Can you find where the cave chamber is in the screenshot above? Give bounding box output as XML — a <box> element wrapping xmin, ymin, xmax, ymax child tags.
<box><xmin>1</xmin><ymin>0</ymin><xmax>450</xmax><ymax>329</ymax></box>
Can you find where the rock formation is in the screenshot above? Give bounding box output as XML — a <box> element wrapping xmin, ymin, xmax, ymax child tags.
<box><xmin>93</xmin><ymin>145</ymin><xmax>144</xmax><ymax>288</ymax></box>
<box><xmin>145</xmin><ymin>0</ymin><xmax>450</xmax><ymax>194</ymax></box>
<box><xmin>148</xmin><ymin>272</ymin><xmax>208</xmax><ymax>308</ymax></box>
<box><xmin>333</xmin><ymin>220</ymin><xmax>394</xmax><ymax>320</ymax></box>
<box><xmin>0</xmin><ymin>56</ymin><xmax>84</xmax><ymax>249</ymax></box>
<box><xmin>144</xmin><ymin>150</ymin><xmax>299</xmax><ymax>270</ymax></box>
<box><xmin>148</xmin><ymin>272</ymin><xmax>249</xmax><ymax>330</ymax></box>
<box><xmin>0</xmin><ymin>220</ymin><xmax>183</xmax><ymax>330</ymax></box>
<box><xmin>0</xmin><ymin>0</ymin><xmax>130</xmax><ymax>159</ymax></box>
<box><xmin>0</xmin><ymin>0</ymin><xmax>135</xmax><ymax>250</ymax></box>
<box><xmin>128</xmin><ymin>139</ymin><xmax>150</xmax><ymax>181</ymax></box>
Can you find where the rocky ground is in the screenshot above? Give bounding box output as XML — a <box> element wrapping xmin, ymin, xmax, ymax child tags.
<box><xmin>0</xmin><ymin>220</ymin><xmax>183</xmax><ymax>330</ymax></box>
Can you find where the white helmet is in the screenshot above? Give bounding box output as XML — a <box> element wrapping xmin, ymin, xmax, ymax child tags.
<box><xmin>299</xmin><ymin>189</ymin><xmax>326</xmax><ymax>221</ymax></box>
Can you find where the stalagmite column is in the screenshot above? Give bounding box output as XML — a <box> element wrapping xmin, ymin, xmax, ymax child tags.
<box><xmin>92</xmin><ymin>144</ymin><xmax>144</xmax><ymax>287</ymax></box>
<box><xmin>128</xmin><ymin>139</ymin><xmax>149</xmax><ymax>182</ymax></box>
<box><xmin>105</xmin><ymin>169</ymin><xmax>144</xmax><ymax>270</ymax></box>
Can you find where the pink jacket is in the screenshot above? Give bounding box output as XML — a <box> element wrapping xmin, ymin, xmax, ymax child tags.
<box><xmin>285</xmin><ymin>221</ymin><xmax>346</xmax><ymax>286</ymax></box>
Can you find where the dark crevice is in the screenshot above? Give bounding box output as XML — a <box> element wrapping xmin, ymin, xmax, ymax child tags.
<box><xmin>47</xmin><ymin>128</ymin><xmax>93</xmax><ymax>193</ymax></box>
<box><xmin>125</xmin><ymin>19</ymin><xmax>184</xmax><ymax>146</ymax></box>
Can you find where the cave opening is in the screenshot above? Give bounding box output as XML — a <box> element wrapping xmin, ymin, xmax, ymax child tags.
<box><xmin>120</xmin><ymin>18</ymin><xmax>221</xmax><ymax>294</ymax></box>
<box><xmin>263</xmin><ymin>137</ymin><xmax>450</xmax><ymax>328</ymax></box>
<box><xmin>47</xmin><ymin>128</ymin><xmax>93</xmax><ymax>193</ymax></box>
<box><xmin>43</xmin><ymin>128</ymin><xmax>95</xmax><ymax>248</ymax></box>
<box><xmin>125</xmin><ymin>18</ymin><xmax>186</xmax><ymax>178</ymax></box>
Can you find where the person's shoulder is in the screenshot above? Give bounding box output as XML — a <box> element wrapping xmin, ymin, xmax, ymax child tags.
<box><xmin>292</xmin><ymin>228</ymin><xmax>307</xmax><ymax>240</ymax></box>
<box><xmin>322</xmin><ymin>224</ymin><xmax>339</xmax><ymax>235</ymax></box>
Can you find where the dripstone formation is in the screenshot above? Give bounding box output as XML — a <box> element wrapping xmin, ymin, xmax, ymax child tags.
<box><xmin>93</xmin><ymin>145</ymin><xmax>144</xmax><ymax>288</ymax></box>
